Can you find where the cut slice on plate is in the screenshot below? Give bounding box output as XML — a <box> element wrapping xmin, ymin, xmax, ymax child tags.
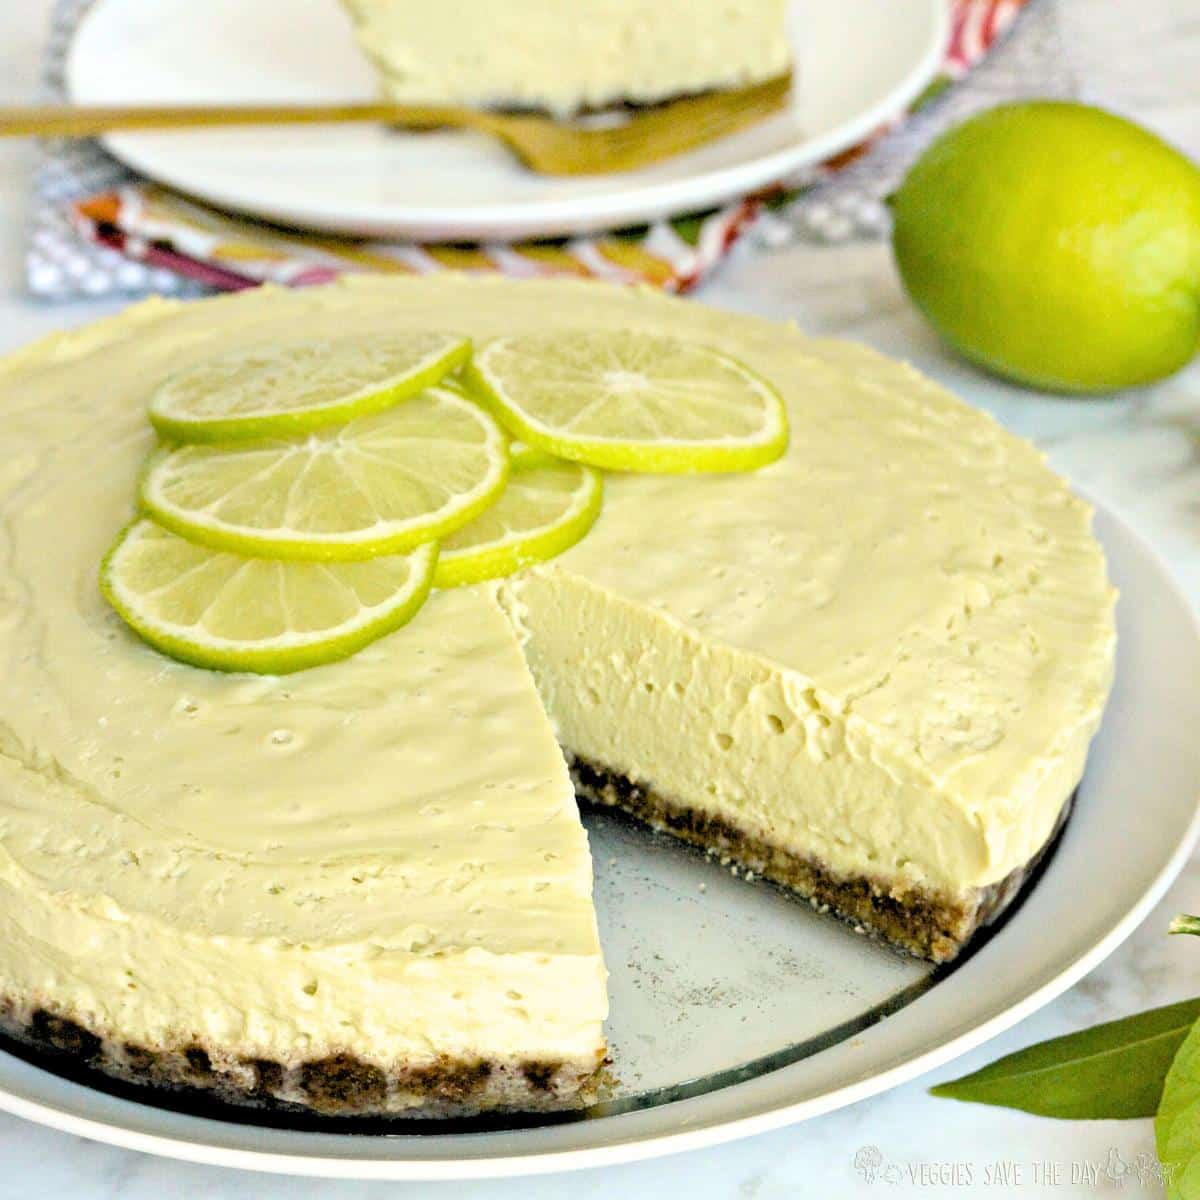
<box><xmin>434</xmin><ymin>452</ymin><xmax>603</xmax><ymax>588</ymax></box>
<box><xmin>147</xmin><ymin>333</ymin><xmax>471</xmax><ymax>442</ymax></box>
<box><xmin>100</xmin><ymin>519</ymin><xmax>438</xmax><ymax>674</ymax></box>
<box><xmin>464</xmin><ymin>330</ymin><xmax>788</xmax><ymax>473</ymax></box>
<box><xmin>140</xmin><ymin>386</ymin><xmax>509</xmax><ymax>560</ymax></box>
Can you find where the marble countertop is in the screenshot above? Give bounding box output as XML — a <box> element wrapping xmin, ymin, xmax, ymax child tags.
<box><xmin>0</xmin><ymin>1</ymin><xmax>1197</xmax><ymax>1196</ymax></box>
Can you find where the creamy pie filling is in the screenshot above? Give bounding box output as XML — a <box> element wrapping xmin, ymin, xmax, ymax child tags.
<box><xmin>0</xmin><ymin>277</ymin><xmax>1114</xmax><ymax>1106</ymax></box>
<box><xmin>338</xmin><ymin>0</ymin><xmax>791</xmax><ymax>116</ymax></box>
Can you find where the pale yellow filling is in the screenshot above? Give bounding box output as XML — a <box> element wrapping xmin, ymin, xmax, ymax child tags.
<box><xmin>338</xmin><ymin>0</ymin><xmax>791</xmax><ymax>115</ymax></box>
<box><xmin>506</xmin><ymin>329</ymin><xmax>1115</xmax><ymax>896</ymax></box>
<box><xmin>0</xmin><ymin>294</ymin><xmax>606</xmax><ymax>1071</ymax></box>
<box><xmin>0</xmin><ymin>277</ymin><xmax>1114</xmax><ymax>1075</ymax></box>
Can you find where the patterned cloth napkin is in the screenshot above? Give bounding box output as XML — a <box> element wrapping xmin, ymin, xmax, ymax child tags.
<box><xmin>27</xmin><ymin>0</ymin><xmax>1075</xmax><ymax>301</ymax></box>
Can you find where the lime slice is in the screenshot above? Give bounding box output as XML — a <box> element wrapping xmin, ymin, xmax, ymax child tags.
<box><xmin>100</xmin><ymin>519</ymin><xmax>437</xmax><ymax>674</ymax></box>
<box><xmin>507</xmin><ymin>440</ymin><xmax>560</xmax><ymax>470</ymax></box>
<box><xmin>140</xmin><ymin>386</ymin><xmax>510</xmax><ymax>561</ymax></box>
<box><xmin>464</xmin><ymin>331</ymin><xmax>788</xmax><ymax>473</ymax></box>
<box><xmin>147</xmin><ymin>333</ymin><xmax>471</xmax><ymax>442</ymax></box>
<box><xmin>434</xmin><ymin>455</ymin><xmax>603</xmax><ymax>588</ymax></box>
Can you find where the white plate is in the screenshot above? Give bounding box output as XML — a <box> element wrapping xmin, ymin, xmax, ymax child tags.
<box><xmin>0</xmin><ymin>497</ymin><xmax>1195</xmax><ymax>1180</ymax></box>
<box><xmin>65</xmin><ymin>0</ymin><xmax>947</xmax><ymax>240</ymax></box>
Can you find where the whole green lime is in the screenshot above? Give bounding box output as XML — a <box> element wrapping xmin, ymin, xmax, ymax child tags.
<box><xmin>890</xmin><ymin>101</ymin><xmax>1200</xmax><ymax>393</ymax></box>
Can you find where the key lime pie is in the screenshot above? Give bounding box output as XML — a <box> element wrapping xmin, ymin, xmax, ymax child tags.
<box><xmin>337</xmin><ymin>0</ymin><xmax>792</xmax><ymax>116</ymax></box>
<box><xmin>0</xmin><ymin>277</ymin><xmax>1115</xmax><ymax>1116</ymax></box>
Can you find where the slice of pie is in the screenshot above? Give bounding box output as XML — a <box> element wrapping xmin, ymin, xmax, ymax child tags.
<box><xmin>337</xmin><ymin>0</ymin><xmax>792</xmax><ymax>116</ymax></box>
<box><xmin>0</xmin><ymin>277</ymin><xmax>1115</xmax><ymax>1115</ymax></box>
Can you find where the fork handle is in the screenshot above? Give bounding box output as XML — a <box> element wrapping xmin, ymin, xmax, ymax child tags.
<box><xmin>0</xmin><ymin>102</ymin><xmax>499</xmax><ymax>139</ymax></box>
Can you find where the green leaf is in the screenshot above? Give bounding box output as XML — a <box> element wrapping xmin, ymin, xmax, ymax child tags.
<box><xmin>1157</xmin><ymin>1015</ymin><xmax>1200</xmax><ymax>1198</ymax></box>
<box><xmin>1152</xmin><ymin>917</ymin><xmax>1200</xmax><ymax>1196</ymax></box>
<box><xmin>931</xmin><ymin>998</ymin><xmax>1200</xmax><ymax>1119</ymax></box>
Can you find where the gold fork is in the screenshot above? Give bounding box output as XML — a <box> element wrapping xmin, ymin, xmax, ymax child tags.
<box><xmin>0</xmin><ymin>75</ymin><xmax>791</xmax><ymax>176</ymax></box>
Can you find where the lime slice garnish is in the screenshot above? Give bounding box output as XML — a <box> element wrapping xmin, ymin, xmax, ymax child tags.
<box><xmin>147</xmin><ymin>333</ymin><xmax>471</xmax><ymax>442</ymax></box>
<box><xmin>434</xmin><ymin>453</ymin><xmax>603</xmax><ymax>588</ymax></box>
<box><xmin>464</xmin><ymin>331</ymin><xmax>788</xmax><ymax>473</ymax></box>
<box><xmin>100</xmin><ymin>519</ymin><xmax>437</xmax><ymax>674</ymax></box>
<box><xmin>506</xmin><ymin>440</ymin><xmax>560</xmax><ymax>470</ymax></box>
<box><xmin>139</xmin><ymin>386</ymin><xmax>509</xmax><ymax>561</ymax></box>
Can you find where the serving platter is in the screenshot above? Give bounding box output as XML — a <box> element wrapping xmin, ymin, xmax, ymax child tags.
<box><xmin>65</xmin><ymin>0</ymin><xmax>947</xmax><ymax>240</ymax></box>
<box><xmin>0</xmin><ymin>497</ymin><xmax>1194</xmax><ymax>1179</ymax></box>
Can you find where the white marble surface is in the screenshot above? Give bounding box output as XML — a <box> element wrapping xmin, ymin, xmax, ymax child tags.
<box><xmin>0</xmin><ymin>2</ymin><xmax>1197</xmax><ymax>1196</ymax></box>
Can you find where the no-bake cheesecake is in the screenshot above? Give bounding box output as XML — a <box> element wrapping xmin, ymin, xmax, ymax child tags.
<box><xmin>0</xmin><ymin>277</ymin><xmax>1115</xmax><ymax>1115</ymax></box>
<box><xmin>338</xmin><ymin>0</ymin><xmax>792</xmax><ymax>116</ymax></box>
